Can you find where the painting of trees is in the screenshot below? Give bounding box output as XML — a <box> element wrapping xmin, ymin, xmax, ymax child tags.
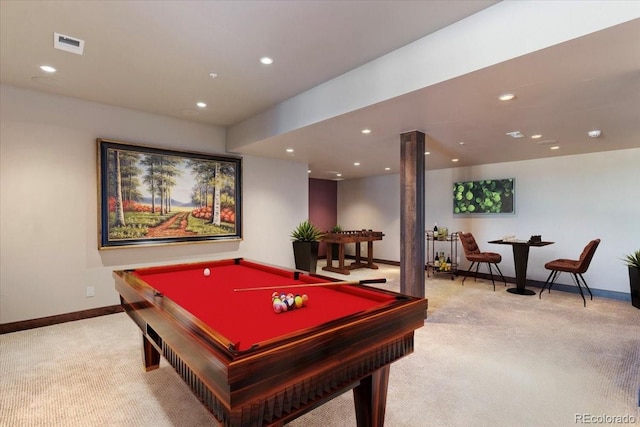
<box><xmin>188</xmin><ymin>159</ymin><xmax>237</xmax><ymax>226</ymax></box>
<box><xmin>98</xmin><ymin>139</ymin><xmax>241</xmax><ymax>248</ymax></box>
<box><xmin>141</xmin><ymin>155</ymin><xmax>182</xmax><ymax>215</ymax></box>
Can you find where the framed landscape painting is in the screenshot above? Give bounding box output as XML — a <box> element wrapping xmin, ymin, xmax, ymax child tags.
<box><xmin>98</xmin><ymin>138</ymin><xmax>242</xmax><ymax>249</ymax></box>
<box><xmin>453</xmin><ymin>178</ymin><xmax>515</xmax><ymax>215</ymax></box>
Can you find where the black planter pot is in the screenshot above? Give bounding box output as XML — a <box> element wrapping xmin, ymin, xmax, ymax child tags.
<box><xmin>629</xmin><ymin>266</ymin><xmax>640</xmax><ymax>309</ymax></box>
<box><xmin>293</xmin><ymin>241</ymin><xmax>319</xmax><ymax>274</ymax></box>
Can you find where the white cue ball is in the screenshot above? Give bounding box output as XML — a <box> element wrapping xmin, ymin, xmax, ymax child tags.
<box><xmin>204</xmin><ymin>268</ymin><xmax>210</xmax><ymax>277</ymax></box>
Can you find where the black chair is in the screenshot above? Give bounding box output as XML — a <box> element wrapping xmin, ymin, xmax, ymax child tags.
<box><xmin>539</xmin><ymin>239</ymin><xmax>600</xmax><ymax>307</ymax></box>
<box><xmin>459</xmin><ymin>232</ymin><xmax>506</xmax><ymax>291</ymax></box>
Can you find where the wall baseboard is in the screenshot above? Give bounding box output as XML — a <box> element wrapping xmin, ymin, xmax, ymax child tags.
<box><xmin>0</xmin><ymin>305</ymin><xmax>124</xmax><ymax>335</ymax></box>
<box><xmin>450</xmin><ymin>269</ymin><xmax>631</xmax><ymax>302</ymax></box>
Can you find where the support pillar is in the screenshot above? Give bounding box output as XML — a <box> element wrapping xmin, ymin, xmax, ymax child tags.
<box><xmin>400</xmin><ymin>131</ymin><xmax>425</xmax><ymax>298</ymax></box>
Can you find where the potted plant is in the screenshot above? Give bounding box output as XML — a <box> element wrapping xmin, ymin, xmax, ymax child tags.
<box><xmin>291</xmin><ymin>220</ymin><xmax>325</xmax><ymax>273</ymax></box>
<box><xmin>622</xmin><ymin>250</ymin><xmax>640</xmax><ymax>309</ymax></box>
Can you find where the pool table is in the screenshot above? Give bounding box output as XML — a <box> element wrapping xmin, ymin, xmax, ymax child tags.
<box><xmin>113</xmin><ymin>258</ymin><xmax>427</xmax><ymax>427</ymax></box>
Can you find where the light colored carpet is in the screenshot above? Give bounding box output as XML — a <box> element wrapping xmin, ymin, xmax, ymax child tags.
<box><xmin>2</xmin><ymin>263</ymin><xmax>639</xmax><ymax>427</ymax></box>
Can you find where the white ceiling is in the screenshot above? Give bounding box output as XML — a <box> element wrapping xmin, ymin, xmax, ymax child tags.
<box><xmin>1</xmin><ymin>1</ymin><xmax>639</xmax><ymax>180</ymax></box>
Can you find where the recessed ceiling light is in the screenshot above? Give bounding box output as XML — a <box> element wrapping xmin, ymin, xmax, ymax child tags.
<box><xmin>531</xmin><ymin>134</ymin><xmax>542</xmax><ymax>139</ymax></box>
<box><xmin>506</xmin><ymin>131</ymin><xmax>525</xmax><ymax>138</ymax></box>
<box><xmin>550</xmin><ymin>146</ymin><xmax>560</xmax><ymax>150</ymax></box>
<box><xmin>208</xmin><ymin>72</ymin><xmax>218</xmax><ymax>79</ymax></box>
<box><xmin>459</xmin><ymin>141</ymin><xmax>465</xmax><ymax>146</ymax></box>
<box><xmin>286</xmin><ymin>148</ymin><xmax>294</xmax><ymax>153</ymax></box>
<box><xmin>385</xmin><ymin>167</ymin><xmax>391</xmax><ymax>171</ymax></box>
<box><xmin>361</xmin><ymin>129</ymin><xmax>371</xmax><ymax>134</ymax></box>
<box><xmin>259</xmin><ymin>56</ymin><xmax>273</xmax><ymax>65</ymax></box>
<box><xmin>424</xmin><ymin>151</ymin><xmax>431</xmax><ymax>155</ymax></box>
<box><xmin>588</xmin><ymin>129</ymin><xmax>602</xmax><ymax>138</ymax></box>
<box><xmin>39</xmin><ymin>65</ymin><xmax>56</xmax><ymax>73</ymax></box>
<box><xmin>354</xmin><ymin>162</ymin><xmax>360</xmax><ymax>166</ymax></box>
<box><xmin>196</xmin><ymin>102</ymin><xmax>207</xmax><ymax>108</ymax></box>
<box><xmin>499</xmin><ymin>93</ymin><xmax>516</xmax><ymax>101</ymax></box>
<box><xmin>336</xmin><ymin>173</ymin><xmax>342</xmax><ymax>177</ymax></box>
<box><xmin>307</xmin><ymin>170</ymin><xmax>311</xmax><ymax>174</ymax></box>
<box><xmin>452</xmin><ymin>158</ymin><xmax>459</xmax><ymax>162</ymax></box>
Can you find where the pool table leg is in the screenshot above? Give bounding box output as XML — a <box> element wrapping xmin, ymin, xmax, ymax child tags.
<box><xmin>353</xmin><ymin>365</ymin><xmax>390</xmax><ymax>427</ymax></box>
<box><xmin>142</xmin><ymin>334</ymin><xmax>161</xmax><ymax>371</ymax></box>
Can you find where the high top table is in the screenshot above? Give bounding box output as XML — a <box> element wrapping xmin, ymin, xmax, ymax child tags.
<box><xmin>489</xmin><ymin>239</ymin><xmax>554</xmax><ymax>295</ymax></box>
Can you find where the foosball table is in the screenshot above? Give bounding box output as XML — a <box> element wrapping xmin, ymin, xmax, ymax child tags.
<box><xmin>322</xmin><ymin>230</ymin><xmax>384</xmax><ymax>275</ymax></box>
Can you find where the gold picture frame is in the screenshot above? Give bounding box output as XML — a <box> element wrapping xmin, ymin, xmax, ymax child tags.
<box><xmin>98</xmin><ymin>138</ymin><xmax>242</xmax><ymax>249</ymax></box>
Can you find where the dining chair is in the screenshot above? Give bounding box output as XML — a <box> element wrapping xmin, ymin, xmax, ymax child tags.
<box><xmin>458</xmin><ymin>232</ymin><xmax>507</xmax><ymax>291</ymax></box>
<box><xmin>539</xmin><ymin>239</ymin><xmax>600</xmax><ymax>307</ymax></box>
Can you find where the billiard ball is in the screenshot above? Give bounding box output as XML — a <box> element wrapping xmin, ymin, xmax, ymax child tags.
<box><xmin>301</xmin><ymin>294</ymin><xmax>309</xmax><ymax>306</ymax></box>
<box><xmin>273</xmin><ymin>302</ymin><xmax>283</xmax><ymax>313</ymax></box>
<box><xmin>294</xmin><ymin>295</ymin><xmax>303</xmax><ymax>309</ymax></box>
<box><xmin>285</xmin><ymin>296</ymin><xmax>295</xmax><ymax>309</ymax></box>
<box><xmin>203</xmin><ymin>268</ymin><xmax>210</xmax><ymax>277</ymax></box>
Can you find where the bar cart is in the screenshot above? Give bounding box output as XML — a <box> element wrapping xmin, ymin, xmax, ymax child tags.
<box><xmin>426</xmin><ymin>230</ymin><xmax>459</xmax><ymax>280</ymax></box>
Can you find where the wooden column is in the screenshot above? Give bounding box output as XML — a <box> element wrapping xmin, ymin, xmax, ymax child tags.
<box><xmin>400</xmin><ymin>131</ymin><xmax>425</xmax><ymax>298</ymax></box>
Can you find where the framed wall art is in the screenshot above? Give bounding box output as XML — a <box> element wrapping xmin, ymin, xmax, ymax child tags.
<box><xmin>453</xmin><ymin>178</ymin><xmax>515</xmax><ymax>215</ymax></box>
<box><xmin>98</xmin><ymin>138</ymin><xmax>242</xmax><ymax>249</ymax></box>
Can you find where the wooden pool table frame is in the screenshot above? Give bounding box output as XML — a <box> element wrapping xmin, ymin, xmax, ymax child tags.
<box><xmin>113</xmin><ymin>258</ymin><xmax>427</xmax><ymax>427</ymax></box>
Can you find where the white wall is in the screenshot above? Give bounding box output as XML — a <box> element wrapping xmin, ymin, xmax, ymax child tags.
<box><xmin>0</xmin><ymin>85</ymin><xmax>308</xmax><ymax>323</ymax></box>
<box><xmin>337</xmin><ymin>175</ymin><xmax>401</xmax><ymax>261</ymax></box>
<box><xmin>338</xmin><ymin>148</ymin><xmax>640</xmax><ymax>295</ymax></box>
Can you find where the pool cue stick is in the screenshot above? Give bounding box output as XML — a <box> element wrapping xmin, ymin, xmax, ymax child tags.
<box><xmin>234</xmin><ymin>278</ymin><xmax>386</xmax><ymax>292</ymax></box>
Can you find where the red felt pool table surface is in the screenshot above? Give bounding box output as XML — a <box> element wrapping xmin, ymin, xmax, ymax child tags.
<box><xmin>133</xmin><ymin>258</ymin><xmax>395</xmax><ymax>351</ymax></box>
<box><xmin>114</xmin><ymin>258</ymin><xmax>427</xmax><ymax>427</ymax></box>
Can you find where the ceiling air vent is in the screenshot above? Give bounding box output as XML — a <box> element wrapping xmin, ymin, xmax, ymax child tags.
<box><xmin>53</xmin><ymin>32</ymin><xmax>84</xmax><ymax>55</ymax></box>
